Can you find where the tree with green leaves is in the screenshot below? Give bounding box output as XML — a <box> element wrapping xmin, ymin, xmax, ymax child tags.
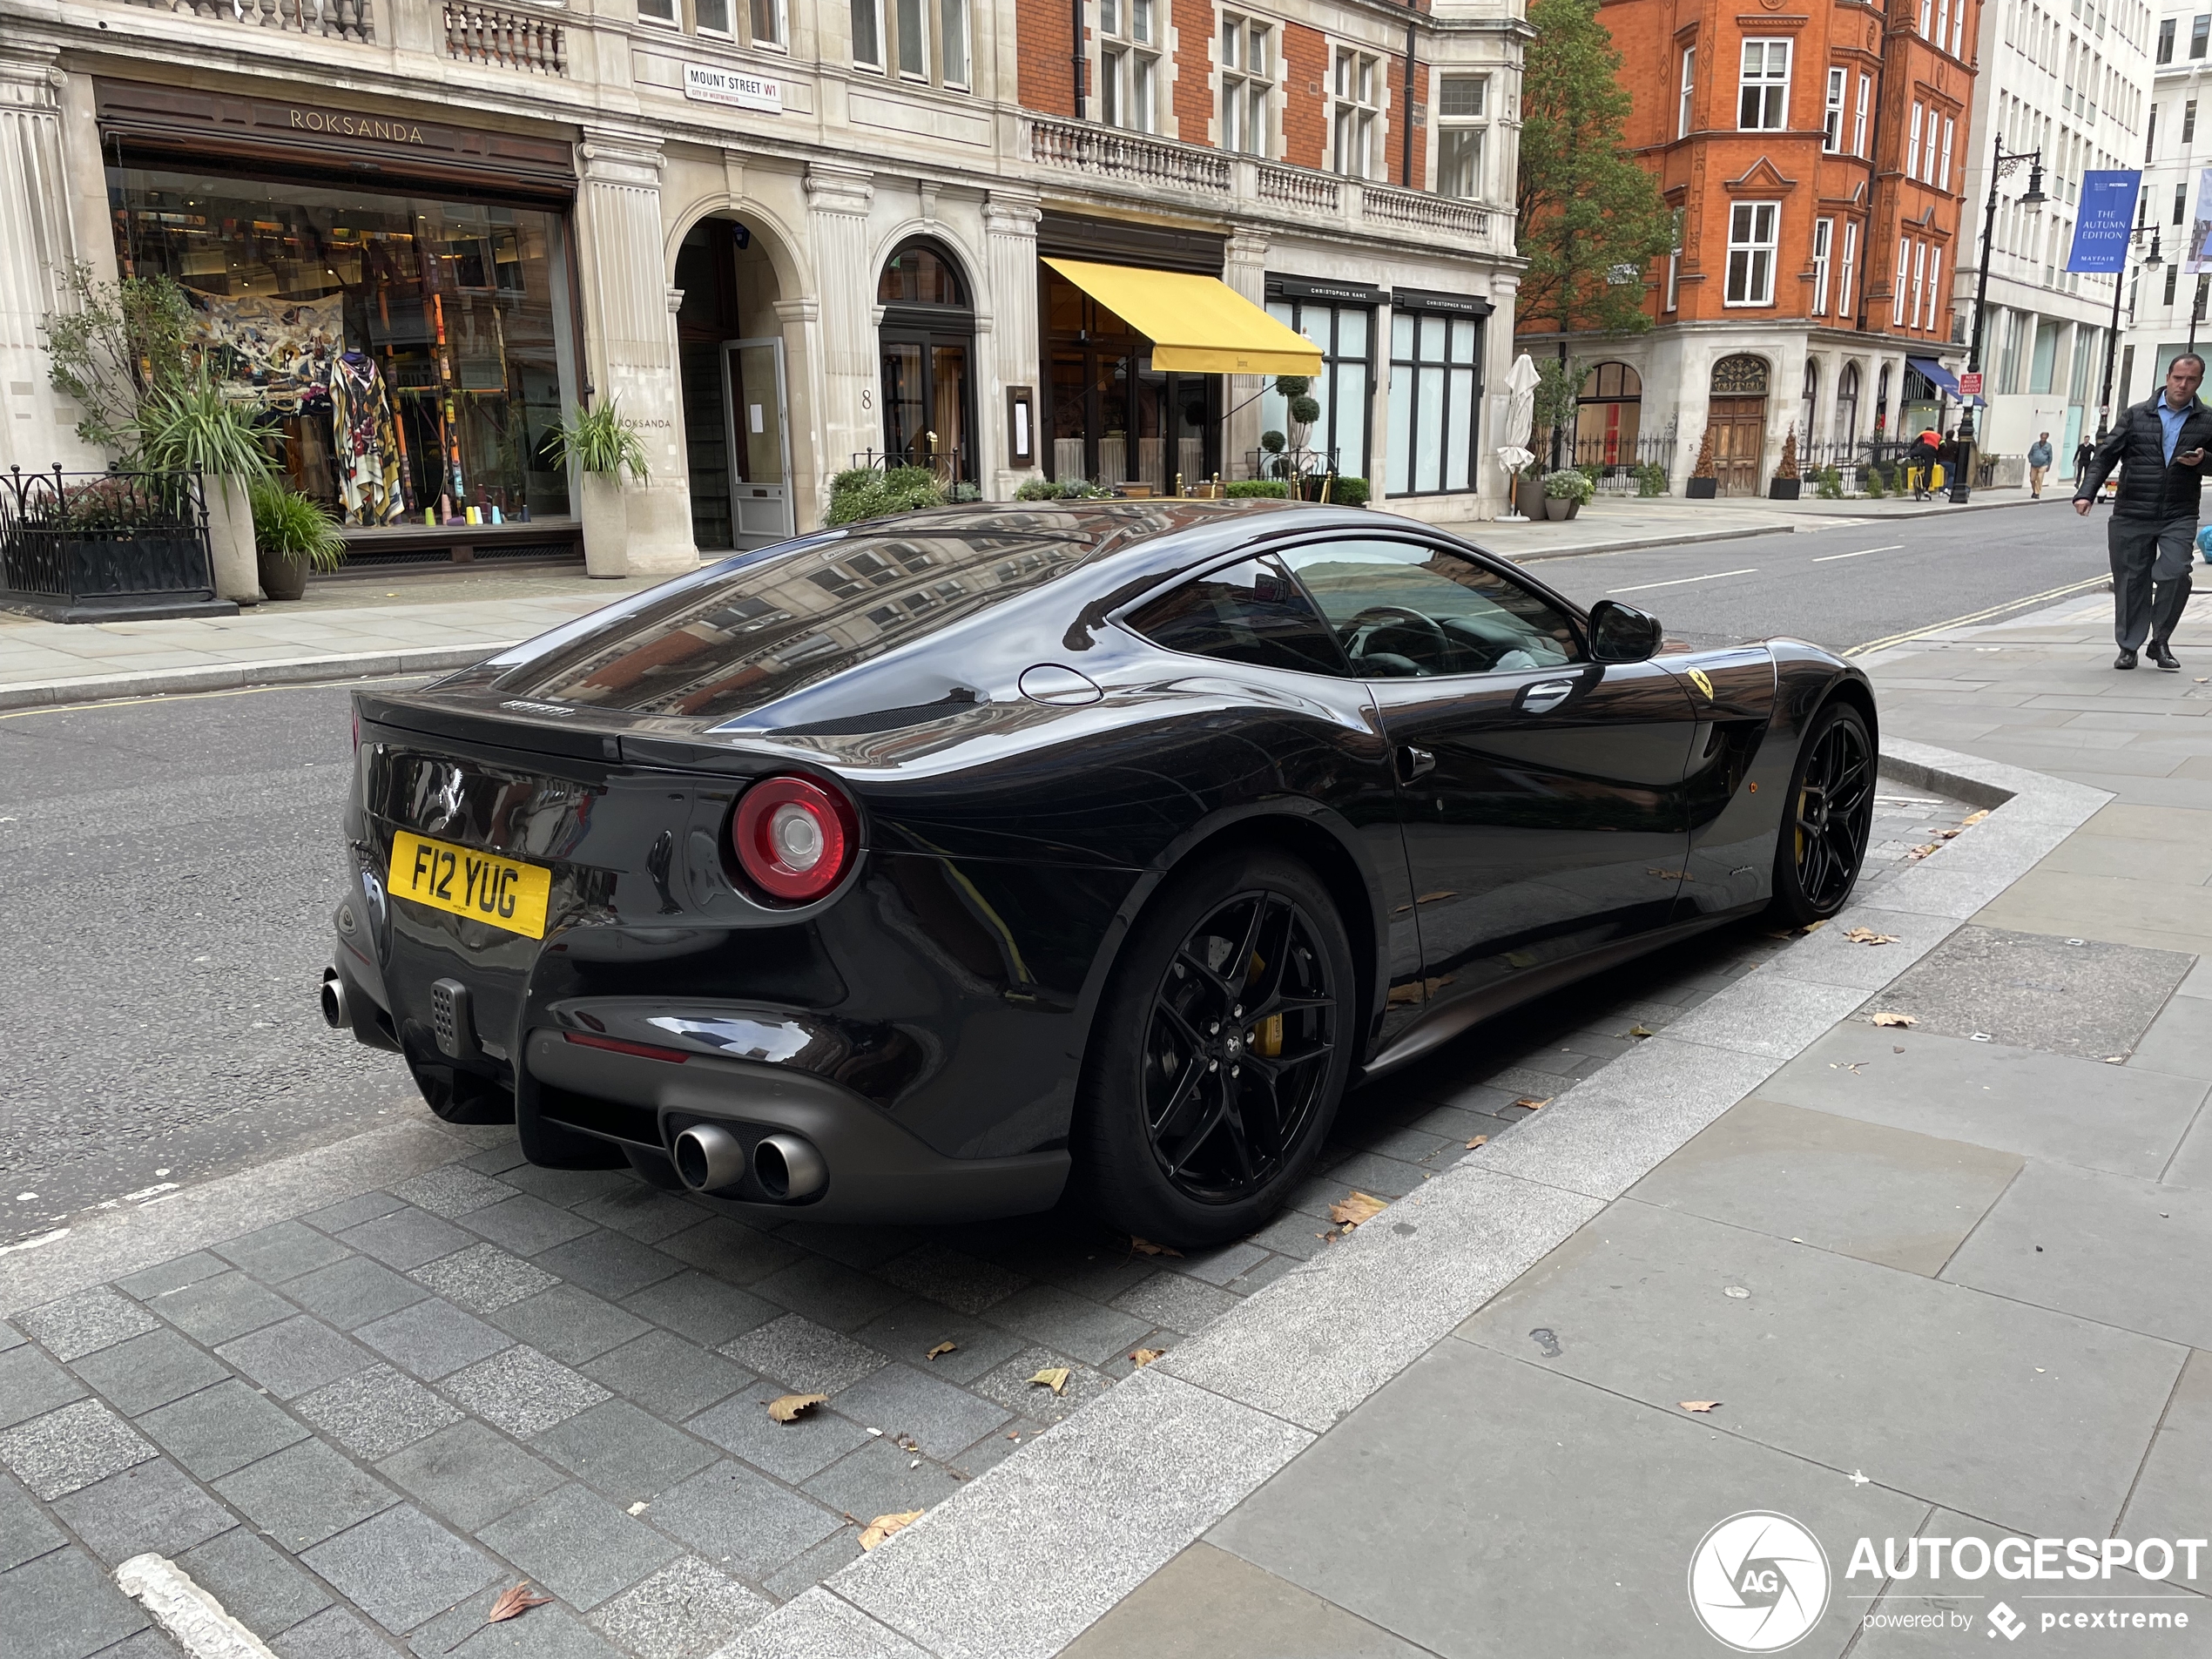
<box><xmin>1516</xmin><ymin>0</ymin><xmax>1678</xmax><ymax>337</ymax></box>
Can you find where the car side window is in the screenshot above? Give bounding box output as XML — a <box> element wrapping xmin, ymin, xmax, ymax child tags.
<box><xmin>1278</xmin><ymin>539</ymin><xmax>1583</xmax><ymax>678</ymax></box>
<box><xmin>1124</xmin><ymin>556</ymin><xmax>1350</xmax><ymax>677</ymax></box>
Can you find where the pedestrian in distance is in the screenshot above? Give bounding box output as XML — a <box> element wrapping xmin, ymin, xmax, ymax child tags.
<box><xmin>1906</xmin><ymin>430</ymin><xmax>1939</xmax><ymax>501</ymax></box>
<box><xmin>2074</xmin><ymin>352</ymin><xmax>2212</xmax><ymax>671</ymax></box>
<box><xmin>2027</xmin><ymin>431</ymin><xmax>2054</xmax><ymax>498</ymax></box>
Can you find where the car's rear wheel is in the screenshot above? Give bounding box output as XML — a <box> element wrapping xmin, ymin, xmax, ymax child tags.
<box><xmin>1770</xmin><ymin>700</ymin><xmax>1876</xmax><ymax>925</ymax></box>
<box><xmin>1076</xmin><ymin>849</ymin><xmax>1357</xmax><ymax>1247</ymax></box>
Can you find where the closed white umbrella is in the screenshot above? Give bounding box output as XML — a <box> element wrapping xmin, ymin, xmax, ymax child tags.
<box><xmin>1496</xmin><ymin>352</ymin><xmax>1542</xmax><ymax>519</ymax></box>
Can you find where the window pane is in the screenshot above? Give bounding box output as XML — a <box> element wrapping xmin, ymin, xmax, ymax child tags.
<box><xmin>1420</xmin><ymin>314</ymin><xmax>1446</xmax><ymax>361</ymax></box>
<box><xmin>1127</xmin><ymin>557</ymin><xmax>1347</xmax><ymax>677</ymax></box>
<box><xmin>1337</xmin><ymin>307</ymin><xmax>1367</xmax><ymax>360</ymax></box>
<box><xmin>1387</xmin><ymin>370</ymin><xmax>1412</xmax><ymax>495</ymax></box>
<box><xmin>1447</xmin><ymin>319</ymin><xmax>1476</xmax><ymax>364</ymax></box>
<box><xmin>1221</xmin><ymin>17</ymin><xmax>1238</xmax><ymax>68</ymax></box>
<box><xmin>697</xmin><ymin>0</ymin><xmax>730</xmax><ymax>31</ymax></box>
<box><xmin>851</xmin><ymin>0</ymin><xmax>879</xmax><ymax>63</ymax></box>
<box><xmin>1416</xmin><ymin>366</ymin><xmax>1444</xmax><ymax>492</ymax></box>
<box><xmin>638</xmin><ymin>0</ymin><xmax>674</xmax><ymax>19</ymax></box>
<box><xmin>1439</xmin><ymin>129</ymin><xmax>1482</xmax><ymax>199</ymax></box>
<box><xmin>1438</xmin><ymin>75</ymin><xmax>1486</xmax><ymax>117</ymax></box>
<box><xmin>1278</xmin><ymin>542</ymin><xmax>1580</xmax><ymax>674</ymax></box>
<box><xmin>1132</xmin><ymin>0</ymin><xmax>1150</xmax><ymax>42</ymax></box>
<box><xmin>941</xmin><ymin>0</ymin><xmax>967</xmax><ymax>80</ymax></box>
<box><xmin>1249</xmin><ymin>26</ymin><xmax>1267</xmax><ymax>76</ymax></box>
<box><xmin>1336</xmin><ymin>363</ymin><xmax>1366</xmax><ymax>479</ymax></box>
<box><xmin>1393</xmin><ymin>312</ymin><xmax>1414</xmax><ymax>361</ymax></box>
<box><xmin>897</xmin><ymin>0</ymin><xmax>924</xmax><ymax>72</ymax></box>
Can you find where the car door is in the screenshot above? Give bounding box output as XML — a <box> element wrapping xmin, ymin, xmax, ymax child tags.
<box><xmin>1277</xmin><ymin>536</ymin><xmax>1700</xmax><ymax>1025</ymax></box>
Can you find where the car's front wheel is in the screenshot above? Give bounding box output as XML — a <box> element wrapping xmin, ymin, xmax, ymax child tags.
<box><xmin>1076</xmin><ymin>849</ymin><xmax>1357</xmax><ymax>1248</ymax></box>
<box><xmin>1770</xmin><ymin>699</ymin><xmax>1876</xmax><ymax>925</ymax></box>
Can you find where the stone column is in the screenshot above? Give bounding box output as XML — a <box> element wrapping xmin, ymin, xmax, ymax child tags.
<box><xmin>0</xmin><ymin>44</ymin><xmax>100</xmax><ymax>474</ymax></box>
<box><xmin>806</xmin><ymin>164</ymin><xmax>875</xmax><ymax>520</ymax></box>
<box><xmin>772</xmin><ymin>295</ymin><xmax>824</xmax><ymax>530</ymax></box>
<box><xmin>575</xmin><ymin>127</ymin><xmax>696</xmax><ymax>574</ymax></box>
<box><xmin>982</xmin><ymin>189</ymin><xmax>1041</xmax><ymax>498</ymax></box>
<box><xmin>1223</xmin><ymin>227</ymin><xmax>1270</xmax><ymax>488</ymax></box>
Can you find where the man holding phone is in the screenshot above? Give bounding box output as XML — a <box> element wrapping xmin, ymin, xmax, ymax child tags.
<box><xmin>2075</xmin><ymin>353</ymin><xmax>2212</xmax><ymax>671</ymax></box>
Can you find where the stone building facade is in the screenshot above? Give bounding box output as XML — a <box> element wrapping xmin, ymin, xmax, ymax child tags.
<box><xmin>0</xmin><ymin>0</ymin><xmax>1523</xmax><ymax>580</ymax></box>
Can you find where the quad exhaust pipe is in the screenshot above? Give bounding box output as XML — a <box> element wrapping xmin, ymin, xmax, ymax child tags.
<box><xmin>672</xmin><ymin>1123</ymin><xmax>826</xmax><ymax>1201</ymax></box>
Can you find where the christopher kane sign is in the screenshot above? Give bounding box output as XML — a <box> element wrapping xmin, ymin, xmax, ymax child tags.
<box><xmin>1689</xmin><ymin>1512</ymin><xmax>2205</xmax><ymax>1650</ymax></box>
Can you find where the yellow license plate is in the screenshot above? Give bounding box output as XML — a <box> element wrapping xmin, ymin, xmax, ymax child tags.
<box><xmin>388</xmin><ymin>830</ymin><xmax>552</xmax><ymax>940</ymax></box>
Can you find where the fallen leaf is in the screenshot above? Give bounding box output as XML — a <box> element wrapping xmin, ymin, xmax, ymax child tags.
<box><xmin>447</xmin><ymin>1584</ymin><xmax>552</xmax><ymax>1649</ymax></box>
<box><xmin>1627</xmin><ymin>1024</ymin><xmax>1654</xmax><ymax>1039</ymax></box>
<box><xmin>1465</xmin><ymin>1135</ymin><xmax>1489</xmax><ymax>1150</ymax></box>
<box><xmin>1028</xmin><ymin>1366</ymin><xmax>1071</xmax><ymax>1395</ymax></box>
<box><xmin>1329</xmin><ymin>1191</ymin><xmax>1388</xmax><ymax>1228</ymax></box>
<box><xmin>1959</xmin><ymin>809</ymin><xmax>1991</xmax><ymax>828</ymax></box>
<box><xmin>1513</xmin><ymin>1096</ymin><xmax>1552</xmax><ymax>1110</ymax></box>
<box><xmin>1908</xmin><ymin>843</ymin><xmax>1939</xmax><ymax>860</ymax></box>
<box><xmin>767</xmin><ymin>1393</ymin><xmax>828</xmax><ymax>1423</ymax></box>
<box><xmin>1679</xmin><ymin>1399</ymin><xmax>1723</xmax><ymax>1413</ymax></box>
<box><xmin>859</xmin><ymin>1511</ymin><xmax>925</xmax><ymax>1550</ymax></box>
<box><xmin>1869</xmin><ymin>1011</ymin><xmax>1918</xmax><ymax>1028</ymax></box>
<box><xmin>1130</xmin><ymin>1238</ymin><xmax>1184</xmax><ymax>1258</ymax></box>
<box><xmin>925</xmin><ymin>1341</ymin><xmax>956</xmax><ymax>1361</ymax></box>
<box><xmin>1129</xmin><ymin>1347</ymin><xmax>1166</xmax><ymax>1368</ymax></box>
<box><xmin>1843</xmin><ymin>927</ymin><xmax>1898</xmax><ymax>946</ymax></box>
<box><xmin>1800</xmin><ymin>918</ymin><xmax>1828</xmax><ymax>934</ymax></box>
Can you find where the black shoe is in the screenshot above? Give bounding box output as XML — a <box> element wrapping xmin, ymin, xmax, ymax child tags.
<box><xmin>2154</xmin><ymin>644</ymin><xmax>2182</xmax><ymax>671</ymax></box>
<box><xmin>2115</xmin><ymin>649</ymin><xmax>2139</xmax><ymax>670</ymax></box>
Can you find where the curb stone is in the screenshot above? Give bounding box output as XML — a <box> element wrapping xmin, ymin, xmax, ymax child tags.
<box><xmin>0</xmin><ymin>644</ymin><xmax>513</xmax><ymax>714</ymax></box>
<box><xmin>708</xmin><ymin>739</ymin><xmax>2111</xmax><ymax>1659</ymax></box>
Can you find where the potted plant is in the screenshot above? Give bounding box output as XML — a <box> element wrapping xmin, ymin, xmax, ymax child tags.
<box><xmin>827</xmin><ymin>464</ymin><xmax>947</xmax><ymax>524</ymax></box>
<box><xmin>1514</xmin><ymin>462</ymin><xmax>1547</xmax><ymax>521</ymax></box>
<box><xmin>1541</xmin><ymin>468</ymin><xmax>1593</xmax><ymax>520</ymax></box>
<box><xmin>1686</xmin><ymin>427</ymin><xmax>1718</xmax><ymax>499</ymax></box>
<box><xmin>137</xmin><ymin>374</ymin><xmax>278</xmax><ymax>604</ymax></box>
<box><xmin>1769</xmin><ymin>427</ymin><xmax>1802</xmax><ymax>500</ymax></box>
<box><xmin>249</xmin><ymin>480</ymin><xmax>346</xmax><ymax>600</ymax></box>
<box><xmin>545</xmin><ymin>400</ymin><xmax>651</xmax><ymax>577</ymax></box>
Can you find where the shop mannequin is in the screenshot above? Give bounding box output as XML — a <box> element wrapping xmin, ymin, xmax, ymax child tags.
<box><xmin>329</xmin><ymin>352</ymin><xmax>403</xmax><ymax>526</ymax></box>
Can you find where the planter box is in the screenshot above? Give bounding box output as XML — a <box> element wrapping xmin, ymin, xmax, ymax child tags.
<box><xmin>1769</xmin><ymin>478</ymin><xmax>1803</xmax><ymax>500</ymax></box>
<box><xmin>1542</xmin><ymin>496</ymin><xmax>1573</xmax><ymax>520</ymax></box>
<box><xmin>0</xmin><ymin>469</ymin><xmax>236</xmax><ymax>623</ymax></box>
<box><xmin>1514</xmin><ymin>479</ymin><xmax>1546</xmax><ymax>519</ymax></box>
<box><xmin>1685</xmin><ymin>477</ymin><xmax>1718</xmax><ymax>499</ymax></box>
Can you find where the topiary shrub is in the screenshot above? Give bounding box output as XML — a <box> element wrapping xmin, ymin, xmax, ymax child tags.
<box><xmin>1331</xmin><ymin>475</ymin><xmax>1371</xmax><ymax>508</ymax></box>
<box><xmin>1225</xmin><ymin>480</ymin><xmax>1291</xmax><ymax>498</ymax></box>
<box><xmin>1634</xmin><ymin>462</ymin><xmax>1669</xmax><ymax>496</ymax></box>
<box><xmin>1260</xmin><ymin>430</ymin><xmax>1286</xmax><ymax>455</ymax></box>
<box><xmin>1288</xmin><ymin>395</ymin><xmax>1323</xmax><ymax>427</ymax></box>
<box><xmin>827</xmin><ymin>462</ymin><xmax>945</xmax><ymax>524</ymax></box>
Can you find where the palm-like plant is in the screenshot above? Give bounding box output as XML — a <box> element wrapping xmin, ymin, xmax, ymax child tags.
<box><xmin>544</xmin><ymin>400</ymin><xmax>651</xmax><ymax>482</ymax></box>
<box><xmin>136</xmin><ymin>374</ymin><xmax>278</xmax><ymax>482</ymax></box>
<box><xmin>249</xmin><ymin>481</ymin><xmax>347</xmax><ymax>572</ymax></box>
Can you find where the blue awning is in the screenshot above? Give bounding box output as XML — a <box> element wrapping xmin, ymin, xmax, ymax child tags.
<box><xmin>1906</xmin><ymin>355</ymin><xmax>1986</xmax><ymax>408</ymax></box>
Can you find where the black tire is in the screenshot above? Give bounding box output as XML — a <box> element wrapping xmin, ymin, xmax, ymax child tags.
<box><xmin>1075</xmin><ymin>848</ymin><xmax>1358</xmax><ymax>1248</ymax></box>
<box><xmin>1770</xmin><ymin>699</ymin><xmax>1877</xmax><ymax>925</ymax></box>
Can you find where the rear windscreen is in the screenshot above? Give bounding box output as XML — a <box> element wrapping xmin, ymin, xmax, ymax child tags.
<box><xmin>494</xmin><ymin>527</ymin><xmax>1096</xmax><ymax>720</ymax></box>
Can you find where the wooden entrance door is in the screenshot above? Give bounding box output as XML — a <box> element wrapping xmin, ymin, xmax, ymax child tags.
<box><xmin>1708</xmin><ymin>397</ymin><xmax>1767</xmax><ymax>496</ymax></box>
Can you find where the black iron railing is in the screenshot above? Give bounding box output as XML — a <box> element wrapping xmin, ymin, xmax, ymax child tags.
<box><xmin>1796</xmin><ymin>438</ymin><xmax>2000</xmax><ymax>493</ymax></box>
<box><xmin>0</xmin><ymin>467</ymin><xmax>219</xmax><ymax>618</ymax></box>
<box><xmin>848</xmin><ymin>446</ymin><xmax>968</xmax><ymax>482</ymax></box>
<box><xmin>1561</xmin><ymin>435</ymin><xmax>1676</xmax><ymax>495</ymax></box>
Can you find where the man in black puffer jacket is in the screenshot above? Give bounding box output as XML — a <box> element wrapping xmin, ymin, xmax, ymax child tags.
<box><xmin>2075</xmin><ymin>353</ymin><xmax>2212</xmax><ymax>671</ymax></box>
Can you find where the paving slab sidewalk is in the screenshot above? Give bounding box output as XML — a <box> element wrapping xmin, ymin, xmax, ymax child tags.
<box><xmin>687</xmin><ymin>601</ymin><xmax>2212</xmax><ymax>1659</ymax></box>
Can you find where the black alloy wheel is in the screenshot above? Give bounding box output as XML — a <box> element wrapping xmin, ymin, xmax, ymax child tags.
<box><xmin>1772</xmin><ymin>701</ymin><xmax>1876</xmax><ymax>923</ymax></box>
<box><xmin>1145</xmin><ymin>889</ymin><xmax>1339</xmax><ymax>1202</ymax></box>
<box><xmin>1077</xmin><ymin>849</ymin><xmax>1357</xmax><ymax>1246</ymax></box>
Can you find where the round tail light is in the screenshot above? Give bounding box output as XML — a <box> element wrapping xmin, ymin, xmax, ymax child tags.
<box><xmin>731</xmin><ymin>775</ymin><xmax>860</xmax><ymax>903</ymax></box>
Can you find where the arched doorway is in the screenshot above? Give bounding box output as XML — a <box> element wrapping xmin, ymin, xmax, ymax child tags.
<box><xmin>675</xmin><ymin>216</ymin><xmax>792</xmax><ymax>550</ymax></box>
<box><xmin>1575</xmin><ymin>361</ymin><xmax>1642</xmax><ymax>469</ymax></box>
<box><xmin>1799</xmin><ymin>359</ymin><xmax>1820</xmax><ymax>448</ymax></box>
<box><xmin>878</xmin><ymin>239</ymin><xmax>975</xmax><ymax>485</ymax></box>
<box><xmin>1708</xmin><ymin>354</ymin><xmax>1770</xmax><ymax>496</ymax></box>
<box><xmin>1836</xmin><ymin>363</ymin><xmax>1861</xmax><ymax>448</ymax></box>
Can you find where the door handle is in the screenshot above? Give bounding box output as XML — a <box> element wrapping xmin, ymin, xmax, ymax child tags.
<box><xmin>1519</xmin><ymin>679</ymin><xmax>1576</xmax><ymax>715</ymax></box>
<box><xmin>1397</xmin><ymin>745</ymin><xmax>1436</xmax><ymax>783</ymax></box>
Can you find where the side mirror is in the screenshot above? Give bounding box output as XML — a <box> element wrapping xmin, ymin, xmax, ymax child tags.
<box><xmin>1588</xmin><ymin>600</ymin><xmax>1663</xmax><ymax>664</ymax></box>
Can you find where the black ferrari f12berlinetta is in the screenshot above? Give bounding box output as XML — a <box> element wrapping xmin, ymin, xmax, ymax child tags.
<box><xmin>324</xmin><ymin>501</ymin><xmax>1875</xmax><ymax>1245</ymax></box>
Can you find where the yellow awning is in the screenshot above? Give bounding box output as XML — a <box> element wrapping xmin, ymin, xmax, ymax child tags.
<box><xmin>1042</xmin><ymin>258</ymin><xmax>1323</xmax><ymax>376</ymax></box>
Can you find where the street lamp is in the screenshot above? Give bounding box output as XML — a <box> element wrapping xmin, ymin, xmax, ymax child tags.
<box><xmin>2096</xmin><ymin>219</ymin><xmax>2163</xmax><ymax>441</ymax></box>
<box><xmin>1952</xmin><ymin>140</ymin><xmax>2046</xmax><ymax>503</ymax></box>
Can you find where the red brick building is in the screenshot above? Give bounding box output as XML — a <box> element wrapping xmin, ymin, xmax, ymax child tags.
<box><xmin>1521</xmin><ymin>0</ymin><xmax>1980</xmax><ymax>492</ymax></box>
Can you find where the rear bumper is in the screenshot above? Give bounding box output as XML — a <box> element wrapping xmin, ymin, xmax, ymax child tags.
<box><xmin>523</xmin><ymin>1029</ymin><xmax>1069</xmax><ymax>1225</ymax></box>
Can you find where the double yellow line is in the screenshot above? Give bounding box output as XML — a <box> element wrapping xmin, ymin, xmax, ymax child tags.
<box><xmin>1844</xmin><ymin>575</ymin><xmax>2111</xmax><ymax>658</ymax></box>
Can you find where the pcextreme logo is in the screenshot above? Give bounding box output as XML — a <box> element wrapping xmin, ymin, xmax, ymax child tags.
<box><xmin>1689</xmin><ymin>1512</ymin><xmax>1831</xmax><ymax>1652</ymax></box>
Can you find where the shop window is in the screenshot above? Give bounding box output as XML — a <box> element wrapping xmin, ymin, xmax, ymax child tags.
<box><xmin>1042</xmin><ymin>263</ymin><xmax>1216</xmax><ymax>489</ymax></box>
<box><xmin>1100</xmin><ymin>0</ymin><xmax>1159</xmax><ymax>132</ymax></box>
<box><xmin>1436</xmin><ymin>76</ymin><xmax>1487</xmax><ymax>199</ymax></box>
<box><xmin>1385</xmin><ymin>307</ymin><xmax>1480</xmax><ymax>496</ymax></box>
<box><xmin>1221</xmin><ymin>15</ymin><xmax>1273</xmax><ymax>155</ymax></box>
<box><xmin>1725</xmin><ymin>203</ymin><xmax>1778</xmax><ymax>306</ymax></box>
<box><xmin>110</xmin><ymin>167</ymin><xmax>574</xmax><ymax>529</ymax></box>
<box><xmin>1333</xmin><ymin>49</ymin><xmax>1381</xmax><ymax>178</ymax></box>
<box><xmin>1738</xmin><ymin>39</ymin><xmax>1790</xmax><ymax>131</ymax></box>
<box><xmin>1261</xmin><ymin>297</ymin><xmax>1373</xmax><ymax>482</ymax></box>
<box><xmin>1572</xmin><ymin>361</ymin><xmax>1642</xmax><ymax>469</ymax></box>
<box><xmin>878</xmin><ymin>240</ymin><xmax>974</xmax><ymax>482</ymax></box>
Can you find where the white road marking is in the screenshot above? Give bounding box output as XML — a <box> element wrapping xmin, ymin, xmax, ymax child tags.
<box><xmin>0</xmin><ymin>1227</ymin><xmax>69</xmax><ymax>1256</ymax></box>
<box><xmin>117</xmin><ymin>1555</ymin><xmax>280</xmax><ymax>1659</ymax></box>
<box><xmin>122</xmin><ymin>1182</ymin><xmax>181</xmax><ymax>1204</ymax></box>
<box><xmin>1607</xmin><ymin>568</ymin><xmax>1760</xmax><ymax>594</ymax></box>
<box><xmin>1812</xmin><ymin>544</ymin><xmax>1904</xmax><ymax>562</ymax></box>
